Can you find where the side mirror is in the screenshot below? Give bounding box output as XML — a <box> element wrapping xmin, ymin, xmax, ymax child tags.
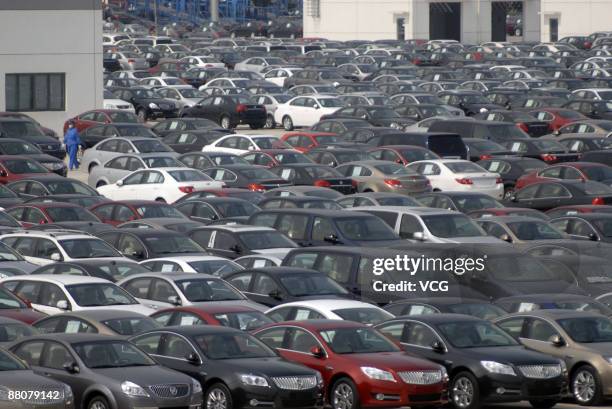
<box><xmin>185</xmin><ymin>352</ymin><xmax>200</xmax><ymax>365</ymax></box>
<box><xmin>230</xmin><ymin>244</ymin><xmax>242</xmax><ymax>254</ymax></box>
<box><xmin>268</xmin><ymin>289</ymin><xmax>283</xmax><ymax>300</ymax></box>
<box><xmin>63</xmin><ymin>361</ymin><xmax>80</xmax><ymax>374</ymax></box>
<box><xmin>588</xmin><ymin>233</ymin><xmax>599</xmax><ymax>241</ymax></box>
<box><xmin>324</xmin><ymin>234</ymin><xmax>341</xmax><ymax>244</ymax></box>
<box><xmin>310</xmin><ymin>346</ymin><xmax>325</xmax><ymax>358</ymax></box>
<box><xmin>56</xmin><ymin>300</ymin><xmax>69</xmax><ymax>310</ymax></box>
<box><xmin>168</xmin><ymin>295</ymin><xmax>182</xmax><ymax>306</ymax></box>
<box><xmin>116</xmin><ymin>180</ymin><xmax>124</xmax><ymax>187</ymax></box>
<box><xmin>412</xmin><ymin>231</ymin><xmax>426</xmax><ymax>241</ymax></box>
<box><xmin>50</xmin><ymin>252</ymin><xmax>62</xmax><ymax>262</ymax></box>
<box><xmin>500</xmin><ymin>233</ymin><xmax>513</xmax><ymax>243</ymax></box>
<box><xmin>550</xmin><ymin>334</ymin><xmax>566</xmax><ymax>347</ymax></box>
<box><xmin>431</xmin><ymin>340</ymin><xmax>445</xmax><ymax>353</ymax></box>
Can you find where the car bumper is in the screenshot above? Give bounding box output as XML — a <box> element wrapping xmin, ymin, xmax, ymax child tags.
<box><xmin>149</xmin><ymin>108</ymin><xmax>179</xmax><ymax>119</ymax></box>
<box><xmin>233</xmin><ymin>385</ymin><xmax>323</xmax><ymax>409</ymax></box>
<box><xmin>479</xmin><ymin>374</ymin><xmax>566</xmax><ymax>403</ymax></box>
<box><xmin>116</xmin><ymin>392</ymin><xmax>203</xmax><ymax>409</ymax></box>
<box><xmin>357</xmin><ymin>380</ymin><xmax>447</xmax><ymax>408</ymax></box>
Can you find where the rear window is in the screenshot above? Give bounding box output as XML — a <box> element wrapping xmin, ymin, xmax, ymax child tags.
<box><xmin>580</xmin><ymin>181</ymin><xmax>612</xmax><ymax>195</ymax></box>
<box><xmin>428</xmin><ymin>135</ymin><xmax>467</xmax><ymax>158</ymax></box>
<box><xmin>168</xmin><ymin>170</ymin><xmax>211</xmax><ymax>182</ymax></box>
<box><xmin>445</xmin><ymin>162</ymin><xmax>487</xmax><ymax>173</ymax></box>
<box><xmin>332</xmin><ymin>308</ymin><xmax>393</xmax><ymax>325</ymax></box>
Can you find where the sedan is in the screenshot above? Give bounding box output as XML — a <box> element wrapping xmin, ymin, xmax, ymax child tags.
<box><xmin>266</xmin><ymin>299</ymin><xmax>393</xmax><ymax>325</ymax></box>
<box><xmin>10</xmin><ymin>334</ymin><xmax>202</xmax><ymax>409</ymax></box>
<box><xmin>32</xmin><ymin>310</ymin><xmax>159</xmax><ymax>336</ymax></box>
<box><xmin>0</xmin><ymin>285</ymin><xmax>46</xmax><ymax>324</ymax></box>
<box><xmin>320</xmin><ymin>105</ymin><xmax>414</xmax><ymax>130</ymax></box>
<box><xmin>501</xmin><ymin>139</ymin><xmax>581</xmax><ymax>164</ymax></box>
<box><xmin>550</xmin><ymin>213</ymin><xmax>612</xmax><ymax>242</ymax></box>
<box><xmin>161</xmin><ymin>129</ymin><xmax>227</xmax><ymax>153</ymax></box>
<box><xmin>415</xmin><ymin>192</ymin><xmax>504</xmax><ymax>214</ymax></box>
<box><xmin>183</xmin><ymin>94</ymin><xmax>267</xmax><ymax>129</ymax></box>
<box><xmin>383</xmin><ymin>297</ymin><xmax>507</xmax><ymax>320</ymax></box>
<box><xmin>505</xmin><ymin>180</ymin><xmax>612</xmax><ymax>210</ymax></box>
<box><xmin>149</xmin><ymin>304</ymin><xmax>272</xmax><ymax>330</ymax></box>
<box><xmin>5</xmin><ymin>202</ymin><xmax>100</xmax><ymax>228</ymax></box>
<box><xmin>0</xmin><ymin>316</ymin><xmax>38</xmax><ymax>346</ymax></box>
<box><xmin>90</xmin><ymin>200</ymin><xmax>188</xmax><ymax>226</ymax></box>
<box><xmin>269</xmin><ymin>164</ymin><xmax>356</xmax><ymax>194</ymax></box>
<box><xmin>29</xmin><ymin>259</ymin><xmax>150</xmax><ymax>282</ymax></box>
<box><xmin>336</xmin><ymin>192</ymin><xmax>423</xmax><ymax>208</ymax></box>
<box><xmin>79</xmin><ymin>123</ymin><xmax>159</xmax><ymax>149</ymax></box>
<box><xmin>376</xmin><ymin>314</ymin><xmax>567</xmax><ymax>409</ymax></box>
<box><xmin>202</xmin><ymin>134</ymin><xmax>291</xmax><ymax>155</ymax></box>
<box><xmin>241</xmin><ymin>149</ymin><xmax>314</xmax><ymax>168</ymax></box>
<box><xmin>87</xmin><ymin>153</ymin><xmax>184</xmax><ymax>188</ymax></box>
<box><xmin>516</xmin><ymin>162</ymin><xmax>612</xmax><ymax>190</ymax></box>
<box><xmin>367</xmin><ymin>145</ymin><xmax>441</xmax><ymax>165</ymax></box>
<box><xmin>139</xmin><ymin>255</ymin><xmax>243</xmax><ymax>275</ymax></box>
<box><xmin>63</xmin><ymin>109</ymin><xmax>139</xmax><ymax>134</ymax></box>
<box><xmin>0</xmin><ymin>155</ymin><xmax>50</xmax><ymax>184</ymax></box>
<box><xmin>130</xmin><ymin>326</ymin><xmax>322</xmax><ymax>409</ymax></box>
<box><xmin>151</xmin><ymin>117</ymin><xmax>225</xmax><ymax>138</ymax></box>
<box><xmin>0</xmin><ymin>138</ymin><xmax>67</xmax><ymax>176</ymax></box>
<box><xmin>201</xmin><ymin>164</ymin><xmax>292</xmax><ymax>192</ymax></box>
<box><xmin>494</xmin><ymin>293</ymin><xmax>612</xmax><ymax>316</ymax></box>
<box><xmin>97</xmin><ymin>168</ymin><xmax>224</xmax><ymax>203</ymax></box>
<box><xmin>336</xmin><ymin>160</ymin><xmax>431</xmax><ymax>195</ymax></box>
<box><xmin>175</xmin><ymin>197</ymin><xmax>259</xmax><ymax>223</ymax></box>
<box><xmin>477</xmin><ymin>216</ymin><xmax>566</xmax><ymax>243</ymax></box>
<box><xmin>81</xmin><ymin>137</ymin><xmax>176</xmax><ymax>173</ymax></box>
<box><xmin>274</xmin><ymin>95</ymin><xmax>345</xmax><ymax>130</ymax></box>
<box><xmin>7</xmin><ymin>175</ymin><xmax>99</xmax><ymax>200</ymax></box>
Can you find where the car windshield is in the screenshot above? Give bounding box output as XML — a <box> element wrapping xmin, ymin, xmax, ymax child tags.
<box><xmin>109</xmin><ymin>112</ymin><xmax>138</xmax><ymax>123</ymax></box>
<box><xmin>0</xmin><ymin>286</ymin><xmax>26</xmax><ymax>309</ymax></box>
<box><xmin>280</xmin><ymin>274</ymin><xmax>348</xmax><ymax>296</ymax></box>
<box><xmin>46</xmin><ymin>181</ymin><xmax>98</xmax><ymax>196</ymax></box>
<box><xmin>215</xmin><ymin>201</ymin><xmax>259</xmax><ymax>217</ymax></box>
<box><xmin>132</xmin><ymin>140</ymin><xmax>171</xmax><ymax>153</ymax></box>
<box><xmin>318</xmin><ymin>98</ymin><xmax>344</xmax><ymax>108</ymax></box>
<box><xmin>446</xmin><ymin>162</ymin><xmax>487</xmax><ymax>173</ymax></box>
<box><xmin>272</xmin><ymin>152</ymin><xmax>312</xmax><ymax>164</ymax></box>
<box><xmin>2</xmin><ymin>159</ymin><xmax>47</xmax><ymax>174</ymax></box>
<box><xmin>177</xmin><ymin>278</ymin><xmax>243</xmax><ymax>302</ymax></box>
<box><xmin>304</xmin><ymin>166</ymin><xmax>342</xmax><ymax>178</ymax></box>
<box><xmin>195</xmin><ymin>332</ymin><xmax>277</xmax><ymax>359</ymax></box>
<box><xmin>115</xmin><ymin>125</ymin><xmax>157</xmax><ymax>138</ymax></box>
<box><xmin>143</xmin><ymin>157</ymin><xmax>181</xmax><ymax>168</ymax></box>
<box><xmin>98</xmin><ymin>262</ymin><xmax>150</xmax><ymax>281</ymax></box>
<box><xmin>67</xmin><ymin>283</ymin><xmax>138</xmax><ymax>306</ymax></box>
<box><xmin>507</xmin><ymin>221</ymin><xmax>564</xmax><ymax>240</ymax></box>
<box><xmin>319</xmin><ymin>327</ymin><xmax>399</xmax><ymax>354</ymax></box>
<box><xmin>0</xmin><ymin>121</ymin><xmax>44</xmax><ymax>137</ymax></box>
<box><xmin>46</xmin><ymin>206</ymin><xmax>99</xmax><ymax>222</ymax></box>
<box><xmin>437</xmin><ymin>321</ymin><xmax>518</xmax><ymax>348</ymax></box>
<box><xmin>133</xmin><ymin>89</ymin><xmax>159</xmax><ymax>98</ymax></box>
<box><xmin>178</xmin><ymin>89</ymin><xmax>205</xmax><ymax>98</ymax></box>
<box><xmin>144</xmin><ymin>235</ymin><xmax>203</xmax><ymax>254</ymax></box>
<box><xmin>487</xmin><ymin>255</ymin><xmax>561</xmax><ymax>281</ymax></box>
<box><xmin>447</xmin><ymin>303</ymin><xmax>507</xmax><ymax>320</ymax></box>
<box><xmin>239</xmin><ymin>231</ymin><xmax>297</xmax><ymax>250</ymax></box>
<box><xmin>0</xmin><ymin>141</ymin><xmax>41</xmax><ymax>154</ymax></box>
<box><xmin>0</xmin><ymin>242</ymin><xmax>24</xmax><ymax>261</ymax></box>
<box><xmin>59</xmin><ymin>239</ymin><xmax>120</xmax><ymax>258</ymax></box>
<box><xmin>557</xmin><ymin>317</ymin><xmax>612</xmax><ymax>343</ymax></box>
<box><xmin>74</xmin><ymin>341</ymin><xmax>156</xmax><ymax>368</ymax></box>
<box><xmin>188</xmin><ymin>260</ymin><xmax>243</xmax><ymax>275</ymax></box>
<box><xmin>336</xmin><ymin>217</ymin><xmax>398</xmax><ymax>241</ymax></box>
<box><xmin>211</xmin><ymin>154</ymin><xmax>249</xmax><ymax>165</ymax></box>
<box><xmin>422</xmin><ymin>215</ymin><xmax>485</xmax><ymax>238</ymax></box>
<box><xmin>213</xmin><ymin>311</ymin><xmax>272</xmax><ymax>331</ymax></box>
<box><xmin>101</xmin><ymin>317</ymin><xmax>159</xmax><ymax>336</ymax></box>
<box><xmin>254</xmin><ymin>137</ymin><xmax>291</xmax><ymax>149</ymax></box>
<box><xmin>238</xmin><ymin>167</ymin><xmax>279</xmax><ymax>180</ymax></box>
<box><xmin>374</xmin><ymin>163</ymin><xmax>415</xmax><ymax>176</ymax></box>
<box><xmin>332</xmin><ymin>308</ymin><xmax>393</xmax><ymax>325</ymax></box>
<box><xmin>168</xmin><ymin>169</ymin><xmax>211</xmax><ymax>182</ymax></box>
<box><xmin>0</xmin><ymin>349</ymin><xmax>27</xmax><ymax>371</ymax></box>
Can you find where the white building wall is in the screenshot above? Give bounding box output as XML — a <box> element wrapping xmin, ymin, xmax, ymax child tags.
<box><xmin>0</xmin><ymin>3</ymin><xmax>102</xmax><ymax>134</ymax></box>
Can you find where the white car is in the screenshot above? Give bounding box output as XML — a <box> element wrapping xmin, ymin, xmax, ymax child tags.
<box><xmin>103</xmin><ymin>90</ymin><xmax>135</xmax><ymax>112</ymax></box>
<box><xmin>274</xmin><ymin>95</ymin><xmax>344</xmax><ymax>131</ymax></box>
<box><xmin>0</xmin><ymin>231</ymin><xmax>129</xmax><ymax>266</ymax></box>
<box><xmin>199</xmin><ymin>78</ymin><xmax>251</xmax><ymax>92</ymax></box>
<box><xmin>202</xmin><ymin>134</ymin><xmax>291</xmax><ymax>155</ymax></box>
<box><xmin>139</xmin><ymin>76</ymin><xmax>192</xmax><ymax>89</ymax></box>
<box><xmin>234</xmin><ymin>56</ymin><xmax>287</xmax><ymax>73</ymax></box>
<box><xmin>265</xmin><ymin>300</ymin><xmax>394</xmax><ymax>325</ymax></box>
<box><xmin>0</xmin><ymin>275</ymin><xmax>155</xmax><ymax>316</ymax></box>
<box><xmin>252</xmin><ymin>93</ymin><xmax>293</xmax><ymax>128</ymax></box>
<box><xmin>97</xmin><ymin>168</ymin><xmax>224</xmax><ymax>203</ymax></box>
<box><xmin>139</xmin><ymin>255</ymin><xmax>243</xmax><ymax>275</ymax></box>
<box><xmin>407</xmin><ymin>159</ymin><xmax>504</xmax><ymax>199</ymax></box>
<box><xmin>180</xmin><ymin>55</ymin><xmax>226</xmax><ymax>69</ymax></box>
<box><xmin>263</xmin><ymin>67</ymin><xmax>303</xmax><ymax>87</ymax></box>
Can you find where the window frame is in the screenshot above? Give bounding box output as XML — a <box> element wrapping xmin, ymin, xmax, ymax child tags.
<box><xmin>5</xmin><ymin>73</ymin><xmax>66</xmax><ymax>112</ymax></box>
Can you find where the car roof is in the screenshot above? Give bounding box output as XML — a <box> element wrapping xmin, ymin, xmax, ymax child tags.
<box><xmin>347</xmin><ymin>206</ymin><xmax>455</xmax><ymax>215</ymax></box>
<box><xmin>145</xmin><ymin>324</ymin><xmax>242</xmax><ymax>336</ymax></box>
<box><xmin>499</xmin><ymin>309</ymin><xmax>604</xmax><ymax>320</ymax></box>
<box><xmin>57</xmin><ymin>309</ymin><xmax>148</xmax><ymax>321</ymax></box>
<box><xmin>275</xmin><ymin>299</ymin><xmax>377</xmax><ymax>310</ymax></box>
<box><xmin>390</xmin><ymin>313</ymin><xmax>483</xmax><ymax>324</ymax></box>
<box><xmin>1</xmin><ymin>274</ymin><xmax>111</xmax><ymax>285</ymax></box>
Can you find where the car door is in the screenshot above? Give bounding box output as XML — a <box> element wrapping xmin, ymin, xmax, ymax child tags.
<box><xmin>115</xmin><ymin>170</ymin><xmax>149</xmax><ymax>200</ymax></box>
<box><xmin>36</xmin><ymin>283</ymin><xmax>70</xmax><ymax>315</ymax></box>
<box><xmin>243</xmin><ymin>273</ymin><xmax>284</xmax><ymax>306</ymax></box>
<box><xmin>281</xmin><ymin>327</ymin><xmax>330</xmax><ymax>381</ymax></box>
<box><xmin>121</xmin><ymin>277</ymin><xmax>153</xmax><ymax>306</ymax></box>
<box><xmin>146</xmin><ymin>278</ymin><xmax>180</xmax><ymax>309</ymax></box>
<box><xmin>518</xmin><ymin>317</ymin><xmax>566</xmax><ymax>358</ymax></box>
<box><xmin>155</xmin><ymin>332</ymin><xmax>204</xmax><ymax>377</ymax></box>
<box><xmin>210</xmin><ymin>231</ymin><xmax>241</xmax><ymax>259</ymax></box>
<box><xmin>116</xmin><ymin>233</ymin><xmax>148</xmax><ymax>260</ymax></box>
<box><xmin>379</xmin><ymin>321</ymin><xmax>446</xmax><ymax>366</ymax></box>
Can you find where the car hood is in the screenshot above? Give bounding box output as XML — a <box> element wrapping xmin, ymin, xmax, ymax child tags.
<box><xmin>459</xmin><ymin>345</ymin><xmax>562</xmax><ymax>365</ymax></box>
<box><xmin>340</xmin><ymin>351</ymin><xmax>441</xmax><ymax>371</ymax></box>
<box><xmin>191</xmin><ymin>299</ymin><xmax>269</xmax><ymax>312</ymax></box>
<box><xmin>93</xmin><ymin>364</ymin><xmax>194</xmax><ymax>385</ymax></box>
<box><xmin>0</xmin><ymin>308</ymin><xmax>47</xmax><ymax>324</ymax></box>
<box><xmin>217</xmin><ymin>356</ymin><xmax>318</xmax><ymax>377</ymax></box>
<box><xmin>80</xmin><ymin>303</ymin><xmax>156</xmax><ymax>315</ymax></box>
<box><xmin>1</xmin><ymin>370</ymin><xmax>67</xmax><ymax>389</ymax></box>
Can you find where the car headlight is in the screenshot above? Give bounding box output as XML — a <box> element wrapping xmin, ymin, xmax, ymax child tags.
<box><xmin>240</xmin><ymin>374</ymin><xmax>269</xmax><ymax>387</ymax></box>
<box><xmin>480</xmin><ymin>361</ymin><xmax>516</xmax><ymax>376</ymax></box>
<box><xmin>192</xmin><ymin>379</ymin><xmax>202</xmax><ymax>394</ymax></box>
<box><xmin>149</xmin><ymin>102</ymin><xmax>159</xmax><ymax>109</ymax></box>
<box><xmin>440</xmin><ymin>366</ymin><xmax>449</xmax><ymax>381</ymax></box>
<box><xmin>390</xmin><ymin>122</ymin><xmax>400</xmax><ymax>129</ymax></box>
<box><xmin>121</xmin><ymin>381</ymin><xmax>150</xmax><ymax>397</ymax></box>
<box><xmin>360</xmin><ymin>366</ymin><xmax>396</xmax><ymax>382</ymax></box>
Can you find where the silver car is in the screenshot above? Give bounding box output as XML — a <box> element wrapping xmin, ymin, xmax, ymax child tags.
<box><xmin>156</xmin><ymin>87</ymin><xmax>207</xmax><ymax>114</ymax></box>
<box><xmin>109</xmin><ymin>52</ymin><xmax>149</xmax><ymax>71</ymax></box>
<box><xmin>87</xmin><ymin>153</ymin><xmax>184</xmax><ymax>187</ymax></box>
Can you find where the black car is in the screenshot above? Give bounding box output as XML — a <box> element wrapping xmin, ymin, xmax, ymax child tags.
<box><xmin>0</xmin><ymin>138</ymin><xmax>66</xmax><ymax>175</ymax></box>
<box><xmin>556</xmin><ymin>135</ymin><xmax>612</xmax><ymax>154</ymax></box>
<box><xmin>79</xmin><ymin>123</ymin><xmax>158</xmax><ymax>148</ymax></box>
<box><xmin>504</xmin><ymin>180</ymin><xmax>612</xmax><ymax>211</ymax></box>
<box><xmin>130</xmin><ymin>326</ymin><xmax>323</xmax><ymax>409</ymax></box>
<box><xmin>393</xmin><ymin>103</ymin><xmax>452</xmax><ymax>121</ymax></box>
<box><xmin>269</xmin><ymin>164</ymin><xmax>355</xmax><ymax>194</ymax></box>
<box><xmin>10</xmin><ymin>334</ymin><xmax>202</xmax><ymax>409</ymax></box>
<box><xmin>6</xmin><ymin>175</ymin><xmax>100</xmax><ymax>200</ymax></box>
<box><xmin>29</xmin><ymin>259</ymin><xmax>150</xmax><ymax>282</ymax></box>
<box><xmin>375</xmin><ymin>314</ymin><xmax>567</xmax><ymax>409</ymax></box>
<box><xmin>383</xmin><ymin>297</ymin><xmax>507</xmax><ymax>320</ymax></box>
<box><xmin>320</xmin><ymin>105</ymin><xmax>414</xmax><ymax>130</ymax></box>
<box><xmin>202</xmin><ymin>164</ymin><xmax>293</xmax><ymax>191</ymax></box>
<box><xmin>549</xmin><ymin>213</ymin><xmax>612</xmax><ymax>242</ymax></box>
<box><xmin>111</xmin><ymin>87</ymin><xmax>179</xmax><ymax>121</ymax></box>
<box><xmin>494</xmin><ymin>293</ymin><xmax>612</xmax><ymax>316</ymax></box>
<box><xmin>339</xmin><ymin>127</ymin><xmax>401</xmax><ymax>144</ymax></box>
<box><xmin>0</xmin><ymin>184</ymin><xmax>23</xmax><ymax>208</ymax></box>
<box><xmin>472</xmin><ymin>110</ymin><xmax>551</xmax><ymax>137</ymax></box>
<box><xmin>310</xmin><ymin>118</ymin><xmax>371</xmax><ymax>134</ymax></box>
<box><xmin>564</xmin><ymin>99</ymin><xmax>612</xmax><ymax>120</ymax></box>
<box><xmin>162</xmin><ymin>130</ymin><xmax>227</xmax><ymax>153</ymax></box>
<box><xmin>477</xmin><ymin>157</ymin><xmax>548</xmax><ymax>199</ymax></box>
<box><xmin>182</xmin><ymin>94</ymin><xmax>267</xmax><ymax>129</ymax></box>
<box><xmin>429</xmin><ymin>119</ymin><xmax>530</xmax><ymax>144</ymax></box>
<box><xmin>438</xmin><ymin>90</ymin><xmax>504</xmax><ymax>115</ymax></box>
<box><xmin>223</xmin><ymin>267</ymin><xmax>353</xmax><ymax>307</ymax></box>
<box><xmin>415</xmin><ymin>192</ymin><xmax>504</xmax><ymax>214</ymax></box>
<box><xmin>175</xmin><ymin>197</ymin><xmax>260</xmax><ymax>223</ymax></box>
<box><xmin>581</xmin><ymin>150</ymin><xmax>612</xmax><ymax>167</ymax></box>
<box><xmin>463</xmin><ymin>138</ymin><xmax>514</xmax><ymax>161</ymax></box>
<box><xmin>306</xmin><ymin>147</ymin><xmax>372</xmax><ymax>167</ymax></box>
<box><xmin>151</xmin><ymin>118</ymin><xmax>227</xmax><ymax>137</ymax></box>
<box><xmin>500</xmin><ymin>139</ymin><xmax>580</xmax><ymax>164</ymax></box>
<box><xmin>96</xmin><ymin>228</ymin><xmax>205</xmax><ymax>261</ymax></box>
<box><xmin>259</xmin><ymin>196</ymin><xmax>343</xmax><ymax>210</ymax></box>
<box><xmin>0</xmin><ymin>119</ymin><xmax>65</xmax><ymax>159</ymax></box>
<box><xmin>24</xmin><ymin>194</ymin><xmax>107</xmax><ymax>208</ymax></box>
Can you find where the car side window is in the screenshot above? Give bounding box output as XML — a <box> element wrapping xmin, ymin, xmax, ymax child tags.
<box><xmin>256</xmin><ymin>327</ymin><xmax>288</xmax><ymax>349</ymax></box>
<box><xmin>162</xmin><ymin>334</ymin><xmax>196</xmax><ymax>359</ymax></box>
<box><xmin>276</xmin><ymin>214</ymin><xmax>309</xmax><ymax>240</ymax></box>
<box><xmin>515</xmin><ymin>184</ymin><xmax>540</xmax><ymax>200</ymax></box>
<box><xmin>131</xmin><ymin>333</ymin><xmax>163</xmax><ymax>355</ymax></box>
<box><xmin>539</xmin><ymin>167</ymin><xmax>563</xmax><ymax>178</ymax></box>
<box><xmin>38</xmin><ymin>283</ymin><xmax>68</xmax><ymax>308</ymax></box>
<box><xmin>404</xmin><ymin>322</ymin><xmax>439</xmax><ymax>347</ymax></box>
<box><xmin>377</xmin><ymin>322</ymin><xmax>407</xmax><ymax>340</ymax></box>
<box><xmin>42</xmin><ymin>342</ymin><xmax>75</xmax><ymax>370</ymax></box>
<box><xmin>122</xmin><ymin>278</ymin><xmax>151</xmax><ymax>298</ymax></box>
<box><xmin>399</xmin><ymin>215</ymin><xmax>423</xmax><ymax>239</ymax></box>
<box><xmin>311</xmin><ymin>217</ymin><xmax>335</xmax><ymax>241</ymax></box>
<box><xmin>537</xmin><ymin>183</ymin><xmax>571</xmax><ymax>198</ymax></box>
<box><xmin>9</xmin><ymin>237</ymin><xmax>37</xmax><ymax>256</ymax></box>
<box><xmin>251</xmin><ymin>274</ymin><xmax>279</xmax><ymax>295</ymax></box>
<box><xmin>34</xmin><ymin>317</ymin><xmax>63</xmax><ymax>334</ymax></box>
<box><xmin>525</xmin><ymin>318</ymin><xmax>559</xmax><ymax>342</ymax></box>
<box><xmin>287</xmin><ymin>328</ymin><xmax>320</xmax><ymax>353</ymax></box>
<box><xmin>34</xmin><ymin>239</ymin><xmax>61</xmax><ymax>260</ymax></box>
<box><xmin>12</xmin><ymin>341</ymin><xmax>45</xmax><ymax>366</ymax></box>
<box><xmin>318</xmin><ymin>254</ymin><xmax>352</xmax><ymax>283</ymax></box>
<box><xmin>496</xmin><ymin>317</ymin><xmax>527</xmax><ymax>339</ymax></box>
<box><xmin>227</xmin><ymin>273</ymin><xmax>253</xmax><ymax>291</ymax></box>
<box><xmin>149</xmin><ymin>279</ymin><xmax>178</xmax><ymax>303</ymax></box>
<box><xmin>479</xmin><ymin>221</ymin><xmax>508</xmax><ymax>238</ymax></box>
<box><xmin>175</xmin><ymin>312</ymin><xmax>206</xmax><ymax>326</ymax></box>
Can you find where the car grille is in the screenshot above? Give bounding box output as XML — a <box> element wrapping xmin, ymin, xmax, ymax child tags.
<box><xmin>518</xmin><ymin>364</ymin><xmax>562</xmax><ymax>379</ymax></box>
<box><xmin>148</xmin><ymin>384</ymin><xmax>190</xmax><ymax>398</ymax></box>
<box><xmin>398</xmin><ymin>370</ymin><xmax>443</xmax><ymax>385</ymax></box>
<box><xmin>272</xmin><ymin>376</ymin><xmax>318</xmax><ymax>390</ymax></box>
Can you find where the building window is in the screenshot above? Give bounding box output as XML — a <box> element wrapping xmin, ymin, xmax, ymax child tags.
<box><xmin>306</xmin><ymin>0</ymin><xmax>320</xmax><ymax>17</ymax></box>
<box><xmin>5</xmin><ymin>73</ymin><xmax>65</xmax><ymax>112</ymax></box>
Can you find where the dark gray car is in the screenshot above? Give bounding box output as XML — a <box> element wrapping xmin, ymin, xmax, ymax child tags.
<box><xmin>9</xmin><ymin>334</ymin><xmax>202</xmax><ymax>409</ymax></box>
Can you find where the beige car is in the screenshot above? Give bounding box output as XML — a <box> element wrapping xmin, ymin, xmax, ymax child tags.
<box><xmin>32</xmin><ymin>310</ymin><xmax>159</xmax><ymax>337</ymax></box>
<box><xmin>336</xmin><ymin>159</ymin><xmax>432</xmax><ymax>195</ymax></box>
<box><xmin>495</xmin><ymin>309</ymin><xmax>612</xmax><ymax>406</ymax></box>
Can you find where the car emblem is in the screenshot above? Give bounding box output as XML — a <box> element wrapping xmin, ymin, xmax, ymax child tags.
<box><xmin>296</xmin><ymin>379</ymin><xmax>304</xmax><ymax>388</ymax></box>
<box><xmin>169</xmin><ymin>386</ymin><xmax>178</xmax><ymax>396</ymax></box>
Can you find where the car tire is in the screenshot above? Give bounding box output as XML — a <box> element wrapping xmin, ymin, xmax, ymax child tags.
<box><xmin>450</xmin><ymin>371</ymin><xmax>480</xmax><ymax>409</ymax></box>
<box><xmin>205</xmin><ymin>383</ymin><xmax>233</xmax><ymax>409</ymax></box>
<box><xmin>283</xmin><ymin>115</ymin><xmax>294</xmax><ymax>131</ymax></box>
<box><xmin>529</xmin><ymin>399</ymin><xmax>558</xmax><ymax>409</ymax></box>
<box><xmin>221</xmin><ymin>115</ymin><xmax>232</xmax><ymax>129</ymax></box>
<box><xmin>249</xmin><ymin>123</ymin><xmax>265</xmax><ymax>129</ymax></box>
<box><xmin>137</xmin><ymin>108</ymin><xmax>147</xmax><ymax>122</ymax></box>
<box><xmin>88</xmin><ymin>163</ymin><xmax>98</xmax><ymax>173</ymax></box>
<box><xmin>96</xmin><ymin>181</ymin><xmax>107</xmax><ymax>188</ymax></box>
<box><xmin>330</xmin><ymin>377</ymin><xmax>359</xmax><ymax>409</ymax></box>
<box><xmin>155</xmin><ymin>197</ymin><xmax>166</xmax><ymax>203</ymax></box>
<box><xmin>572</xmin><ymin>365</ymin><xmax>603</xmax><ymax>406</ymax></box>
<box><xmin>265</xmin><ymin>114</ymin><xmax>276</xmax><ymax>129</ymax></box>
<box><xmin>87</xmin><ymin>395</ymin><xmax>110</xmax><ymax>409</ymax></box>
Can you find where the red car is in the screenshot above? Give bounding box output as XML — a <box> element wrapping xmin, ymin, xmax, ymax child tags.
<box><xmin>515</xmin><ymin>162</ymin><xmax>612</xmax><ymax>190</ymax></box>
<box><xmin>0</xmin><ymin>286</ymin><xmax>46</xmax><ymax>324</ymax></box>
<box><xmin>5</xmin><ymin>202</ymin><xmax>101</xmax><ymax>228</ymax></box>
<box><xmin>0</xmin><ymin>155</ymin><xmax>50</xmax><ymax>184</ymax></box>
<box><xmin>253</xmin><ymin>320</ymin><xmax>448</xmax><ymax>409</ymax></box>
<box><xmin>150</xmin><ymin>304</ymin><xmax>273</xmax><ymax>330</ymax></box>
<box><xmin>63</xmin><ymin>109</ymin><xmax>139</xmax><ymax>133</ymax></box>
<box><xmin>529</xmin><ymin>108</ymin><xmax>588</xmax><ymax>132</ymax></box>
<box><xmin>241</xmin><ymin>149</ymin><xmax>315</xmax><ymax>168</ymax></box>
<box><xmin>546</xmin><ymin>204</ymin><xmax>612</xmax><ymax>217</ymax></box>
<box><xmin>281</xmin><ymin>131</ymin><xmax>344</xmax><ymax>152</ymax></box>
<box><xmin>89</xmin><ymin>200</ymin><xmax>188</xmax><ymax>226</ymax></box>
<box><xmin>368</xmin><ymin>145</ymin><xmax>441</xmax><ymax>165</ymax></box>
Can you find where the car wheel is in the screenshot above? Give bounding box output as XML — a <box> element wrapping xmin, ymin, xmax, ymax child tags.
<box><xmin>572</xmin><ymin>365</ymin><xmax>603</xmax><ymax>406</ymax></box>
<box><xmin>450</xmin><ymin>372</ymin><xmax>480</xmax><ymax>409</ymax></box>
<box><xmin>221</xmin><ymin>115</ymin><xmax>231</xmax><ymax>129</ymax></box>
<box><xmin>88</xmin><ymin>395</ymin><xmax>110</xmax><ymax>409</ymax></box>
<box><xmin>283</xmin><ymin>115</ymin><xmax>294</xmax><ymax>131</ymax></box>
<box><xmin>503</xmin><ymin>186</ymin><xmax>515</xmax><ymax>200</ymax></box>
<box><xmin>155</xmin><ymin>197</ymin><xmax>166</xmax><ymax>203</ymax></box>
<box><xmin>96</xmin><ymin>181</ymin><xmax>107</xmax><ymax>188</ymax></box>
<box><xmin>529</xmin><ymin>399</ymin><xmax>558</xmax><ymax>409</ymax></box>
<box><xmin>249</xmin><ymin>123</ymin><xmax>265</xmax><ymax>129</ymax></box>
<box><xmin>331</xmin><ymin>378</ymin><xmax>359</xmax><ymax>409</ymax></box>
<box><xmin>88</xmin><ymin>163</ymin><xmax>98</xmax><ymax>173</ymax></box>
<box><xmin>206</xmin><ymin>383</ymin><xmax>233</xmax><ymax>409</ymax></box>
<box><xmin>265</xmin><ymin>114</ymin><xmax>275</xmax><ymax>129</ymax></box>
<box><xmin>137</xmin><ymin>108</ymin><xmax>147</xmax><ymax>122</ymax></box>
